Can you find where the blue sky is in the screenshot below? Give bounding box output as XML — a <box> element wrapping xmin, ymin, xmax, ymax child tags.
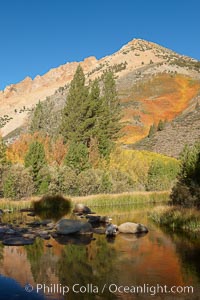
<box><xmin>0</xmin><ymin>0</ymin><xmax>199</xmax><ymax>90</ymax></box>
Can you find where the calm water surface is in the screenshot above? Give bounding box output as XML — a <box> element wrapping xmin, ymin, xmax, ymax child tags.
<box><xmin>0</xmin><ymin>203</ymin><xmax>199</xmax><ymax>300</ymax></box>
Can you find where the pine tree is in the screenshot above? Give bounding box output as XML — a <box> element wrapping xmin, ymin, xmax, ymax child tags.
<box><xmin>60</xmin><ymin>65</ymin><xmax>91</xmax><ymax>145</ymax></box>
<box><xmin>30</xmin><ymin>101</ymin><xmax>44</xmax><ymax>133</ymax></box>
<box><xmin>96</xmin><ymin>71</ymin><xmax>121</xmax><ymax>157</ymax></box>
<box><xmin>30</xmin><ymin>99</ymin><xmax>61</xmax><ymax>137</ymax></box>
<box><xmin>0</xmin><ymin>135</ymin><xmax>7</xmax><ymax>165</ymax></box>
<box><xmin>88</xmin><ymin>137</ymin><xmax>100</xmax><ymax>168</ymax></box>
<box><xmin>157</xmin><ymin>120</ymin><xmax>165</xmax><ymax>131</ymax></box>
<box><xmin>64</xmin><ymin>142</ymin><xmax>91</xmax><ymax>174</ymax></box>
<box><xmin>61</xmin><ymin>67</ymin><xmax>121</xmax><ymax>158</ymax></box>
<box><xmin>24</xmin><ymin>141</ymin><xmax>47</xmax><ymax>192</ymax></box>
<box><xmin>148</xmin><ymin>123</ymin><xmax>157</xmax><ymax>138</ymax></box>
<box><xmin>83</xmin><ymin>79</ymin><xmax>101</xmax><ymax>145</ymax></box>
<box><xmin>103</xmin><ymin>71</ymin><xmax>121</xmax><ymax>140</ymax></box>
<box><xmin>3</xmin><ymin>174</ymin><xmax>16</xmax><ymax>198</ymax></box>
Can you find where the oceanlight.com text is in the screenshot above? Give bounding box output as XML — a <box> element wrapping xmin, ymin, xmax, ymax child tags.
<box><xmin>25</xmin><ymin>283</ymin><xmax>194</xmax><ymax>296</ymax></box>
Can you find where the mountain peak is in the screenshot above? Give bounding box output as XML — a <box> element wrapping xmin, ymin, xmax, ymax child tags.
<box><xmin>120</xmin><ymin>38</ymin><xmax>175</xmax><ymax>56</ymax></box>
<box><xmin>1</xmin><ymin>39</ymin><xmax>200</xmax><ymax>140</ymax></box>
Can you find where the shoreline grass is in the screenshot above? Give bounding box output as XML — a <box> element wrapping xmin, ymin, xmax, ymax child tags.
<box><xmin>1</xmin><ymin>192</ymin><xmax>200</xmax><ymax>234</ymax></box>
<box><xmin>0</xmin><ymin>191</ymin><xmax>169</xmax><ymax>210</ymax></box>
<box><xmin>148</xmin><ymin>205</ymin><xmax>200</xmax><ymax>232</ymax></box>
<box><xmin>72</xmin><ymin>191</ymin><xmax>170</xmax><ymax>207</ymax></box>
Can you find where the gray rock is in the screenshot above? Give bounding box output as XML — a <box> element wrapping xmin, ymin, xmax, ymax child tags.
<box><xmin>92</xmin><ymin>228</ymin><xmax>106</xmax><ymax>234</ymax></box>
<box><xmin>105</xmin><ymin>224</ymin><xmax>118</xmax><ymax>237</ymax></box>
<box><xmin>39</xmin><ymin>234</ymin><xmax>51</xmax><ymax>240</ymax></box>
<box><xmin>41</xmin><ymin>219</ymin><xmax>53</xmax><ymax>226</ymax></box>
<box><xmin>26</xmin><ymin>221</ymin><xmax>42</xmax><ymax>227</ymax></box>
<box><xmin>2</xmin><ymin>209</ymin><xmax>13</xmax><ymax>213</ymax></box>
<box><xmin>27</xmin><ymin>212</ymin><xmax>36</xmax><ymax>217</ymax></box>
<box><xmin>56</xmin><ymin>219</ymin><xmax>92</xmax><ymax>235</ymax></box>
<box><xmin>38</xmin><ymin>230</ymin><xmax>49</xmax><ymax>235</ymax></box>
<box><xmin>73</xmin><ymin>203</ymin><xmax>93</xmax><ymax>214</ymax></box>
<box><xmin>5</xmin><ymin>229</ymin><xmax>16</xmax><ymax>235</ymax></box>
<box><xmin>46</xmin><ymin>222</ymin><xmax>55</xmax><ymax>229</ymax></box>
<box><xmin>17</xmin><ymin>228</ymin><xmax>29</xmax><ymax>234</ymax></box>
<box><xmin>23</xmin><ymin>233</ymin><xmax>36</xmax><ymax>239</ymax></box>
<box><xmin>86</xmin><ymin>215</ymin><xmax>111</xmax><ymax>223</ymax></box>
<box><xmin>118</xmin><ymin>222</ymin><xmax>148</xmax><ymax>234</ymax></box>
<box><xmin>38</xmin><ymin>230</ymin><xmax>50</xmax><ymax>240</ymax></box>
<box><xmin>0</xmin><ymin>226</ymin><xmax>7</xmax><ymax>233</ymax></box>
<box><xmin>2</xmin><ymin>237</ymin><xmax>35</xmax><ymax>246</ymax></box>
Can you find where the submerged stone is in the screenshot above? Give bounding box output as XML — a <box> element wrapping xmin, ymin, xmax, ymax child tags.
<box><xmin>2</xmin><ymin>237</ymin><xmax>35</xmax><ymax>246</ymax></box>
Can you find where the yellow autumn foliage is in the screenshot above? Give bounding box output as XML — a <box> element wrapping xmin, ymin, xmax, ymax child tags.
<box><xmin>109</xmin><ymin>147</ymin><xmax>179</xmax><ymax>189</ymax></box>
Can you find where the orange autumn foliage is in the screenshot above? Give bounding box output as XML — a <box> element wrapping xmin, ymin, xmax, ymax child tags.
<box><xmin>7</xmin><ymin>133</ymin><xmax>67</xmax><ymax>165</ymax></box>
<box><xmin>120</xmin><ymin>74</ymin><xmax>200</xmax><ymax>144</ymax></box>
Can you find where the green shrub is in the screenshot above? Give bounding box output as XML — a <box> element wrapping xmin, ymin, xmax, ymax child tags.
<box><xmin>48</xmin><ymin>165</ymin><xmax>77</xmax><ymax>195</ymax></box>
<box><xmin>99</xmin><ymin>172</ymin><xmax>113</xmax><ymax>193</ymax></box>
<box><xmin>146</xmin><ymin>159</ymin><xmax>179</xmax><ymax>191</ymax></box>
<box><xmin>3</xmin><ymin>164</ymin><xmax>34</xmax><ymax>199</ymax></box>
<box><xmin>109</xmin><ymin>169</ymin><xmax>133</xmax><ymax>193</ymax></box>
<box><xmin>171</xmin><ymin>143</ymin><xmax>200</xmax><ymax>208</ymax></box>
<box><xmin>37</xmin><ymin>166</ymin><xmax>51</xmax><ymax>195</ymax></box>
<box><xmin>149</xmin><ymin>206</ymin><xmax>200</xmax><ymax>232</ymax></box>
<box><xmin>33</xmin><ymin>194</ymin><xmax>71</xmax><ymax>220</ymax></box>
<box><xmin>77</xmin><ymin>169</ymin><xmax>103</xmax><ymax>196</ymax></box>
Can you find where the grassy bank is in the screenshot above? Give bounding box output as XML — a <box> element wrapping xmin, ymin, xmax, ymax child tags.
<box><xmin>0</xmin><ymin>191</ymin><xmax>169</xmax><ymax>210</ymax></box>
<box><xmin>72</xmin><ymin>191</ymin><xmax>169</xmax><ymax>206</ymax></box>
<box><xmin>0</xmin><ymin>198</ymin><xmax>35</xmax><ymax>211</ymax></box>
<box><xmin>149</xmin><ymin>205</ymin><xmax>200</xmax><ymax>232</ymax></box>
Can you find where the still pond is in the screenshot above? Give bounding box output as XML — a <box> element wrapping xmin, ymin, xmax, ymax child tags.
<box><xmin>0</xmin><ymin>201</ymin><xmax>199</xmax><ymax>300</ymax></box>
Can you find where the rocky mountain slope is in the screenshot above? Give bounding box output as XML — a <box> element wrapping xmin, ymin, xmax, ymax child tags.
<box><xmin>132</xmin><ymin>95</ymin><xmax>200</xmax><ymax>158</ymax></box>
<box><xmin>0</xmin><ymin>38</ymin><xmax>200</xmax><ymax>145</ymax></box>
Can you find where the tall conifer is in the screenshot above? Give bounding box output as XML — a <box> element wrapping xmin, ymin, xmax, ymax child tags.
<box><xmin>0</xmin><ymin>135</ymin><xmax>7</xmax><ymax>165</ymax></box>
<box><xmin>61</xmin><ymin>65</ymin><xmax>90</xmax><ymax>145</ymax></box>
<box><xmin>24</xmin><ymin>141</ymin><xmax>47</xmax><ymax>192</ymax></box>
<box><xmin>96</xmin><ymin>71</ymin><xmax>121</xmax><ymax>157</ymax></box>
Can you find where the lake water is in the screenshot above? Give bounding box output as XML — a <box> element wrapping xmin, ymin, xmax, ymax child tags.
<box><xmin>0</xmin><ymin>203</ymin><xmax>199</xmax><ymax>300</ymax></box>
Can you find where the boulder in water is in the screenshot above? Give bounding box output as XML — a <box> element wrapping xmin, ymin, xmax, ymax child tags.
<box><xmin>118</xmin><ymin>222</ymin><xmax>148</xmax><ymax>234</ymax></box>
<box><xmin>73</xmin><ymin>204</ymin><xmax>93</xmax><ymax>214</ymax></box>
<box><xmin>56</xmin><ymin>219</ymin><xmax>92</xmax><ymax>235</ymax></box>
<box><xmin>105</xmin><ymin>224</ymin><xmax>118</xmax><ymax>237</ymax></box>
<box><xmin>86</xmin><ymin>215</ymin><xmax>111</xmax><ymax>224</ymax></box>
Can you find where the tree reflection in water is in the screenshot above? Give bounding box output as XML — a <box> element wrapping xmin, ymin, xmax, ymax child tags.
<box><xmin>57</xmin><ymin>236</ymin><xmax>118</xmax><ymax>299</ymax></box>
